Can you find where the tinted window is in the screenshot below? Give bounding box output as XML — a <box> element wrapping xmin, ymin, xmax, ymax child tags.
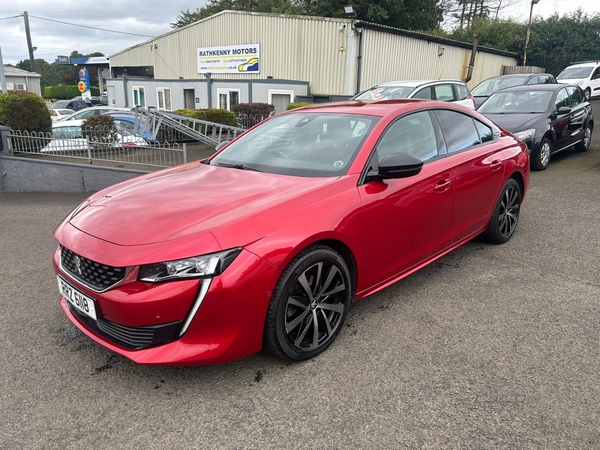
<box><xmin>376</xmin><ymin>111</ymin><xmax>439</xmax><ymax>162</ymax></box>
<box><xmin>567</xmin><ymin>86</ymin><xmax>583</xmax><ymax>105</ymax></box>
<box><xmin>456</xmin><ymin>84</ymin><xmax>470</xmax><ymax>100</ymax></box>
<box><xmin>434</xmin><ymin>110</ymin><xmax>480</xmax><ymax>153</ymax></box>
<box><xmin>412</xmin><ymin>87</ymin><xmax>432</xmax><ymax>100</ymax></box>
<box><xmin>555</xmin><ymin>88</ymin><xmax>570</xmax><ymax>109</ymax></box>
<box><xmin>475</xmin><ymin>120</ymin><xmax>494</xmax><ymax>143</ymax></box>
<box><xmin>434</xmin><ymin>85</ymin><xmax>454</xmax><ymax>102</ymax></box>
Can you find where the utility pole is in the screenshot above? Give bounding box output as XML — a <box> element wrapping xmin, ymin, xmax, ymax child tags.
<box><xmin>0</xmin><ymin>46</ymin><xmax>7</xmax><ymax>94</ymax></box>
<box><xmin>23</xmin><ymin>11</ymin><xmax>35</xmax><ymax>72</ymax></box>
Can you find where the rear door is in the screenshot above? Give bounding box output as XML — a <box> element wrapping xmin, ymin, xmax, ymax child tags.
<box><xmin>565</xmin><ymin>86</ymin><xmax>588</xmax><ymax>144</ymax></box>
<box><xmin>432</xmin><ymin>109</ymin><xmax>506</xmax><ymax>245</ymax></box>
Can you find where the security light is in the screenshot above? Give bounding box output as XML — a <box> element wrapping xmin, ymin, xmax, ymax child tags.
<box><xmin>344</xmin><ymin>5</ymin><xmax>356</xmax><ymax>18</ymax></box>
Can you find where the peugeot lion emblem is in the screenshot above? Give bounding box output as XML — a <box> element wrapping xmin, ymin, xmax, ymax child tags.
<box><xmin>73</xmin><ymin>256</ymin><xmax>82</xmax><ymax>276</ymax></box>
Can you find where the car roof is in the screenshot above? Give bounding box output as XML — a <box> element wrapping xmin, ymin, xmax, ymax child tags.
<box><xmin>284</xmin><ymin>99</ymin><xmax>465</xmax><ymax>117</ymax></box>
<box><xmin>53</xmin><ymin>119</ymin><xmax>85</xmax><ymax>128</ymax></box>
<box><xmin>489</xmin><ymin>84</ymin><xmax>572</xmax><ymax>92</ymax></box>
<box><xmin>374</xmin><ymin>79</ymin><xmax>465</xmax><ymax>88</ymax></box>
<box><xmin>564</xmin><ymin>61</ymin><xmax>600</xmax><ymax>68</ymax></box>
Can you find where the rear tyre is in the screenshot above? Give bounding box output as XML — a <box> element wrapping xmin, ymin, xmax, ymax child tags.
<box><xmin>483</xmin><ymin>178</ymin><xmax>522</xmax><ymax>245</ymax></box>
<box><xmin>575</xmin><ymin>124</ymin><xmax>592</xmax><ymax>152</ymax></box>
<box><xmin>531</xmin><ymin>137</ymin><xmax>551</xmax><ymax>171</ymax></box>
<box><xmin>264</xmin><ymin>245</ymin><xmax>353</xmax><ymax>361</ymax></box>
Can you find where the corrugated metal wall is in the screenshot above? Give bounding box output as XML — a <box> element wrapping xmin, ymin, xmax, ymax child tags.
<box><xmin>110</xmin><ymin>11</ymin><xmax>517</xmax><ymax>96</ymax></box>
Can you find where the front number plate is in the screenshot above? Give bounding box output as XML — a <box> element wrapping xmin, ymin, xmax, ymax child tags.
<box><xmin>57</xmin><ymin>276</ymin><xmax>98</xmax><ymax>320</ymax></box>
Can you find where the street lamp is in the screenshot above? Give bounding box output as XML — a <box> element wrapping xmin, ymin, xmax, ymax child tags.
<box><xmin>523</xmin><ymin>0</ymin><xmax>541</xmax><ymax>66</ymax></box>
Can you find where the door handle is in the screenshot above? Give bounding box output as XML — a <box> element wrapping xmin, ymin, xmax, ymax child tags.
<box><xmin>489</xmin><ymin>160</ymin><xmax>502</xmax><ymax>171</ymax></box>
<box><xmin>434</xmin><ymin>179</ymin><xmax>451</xmax><ymax>193</ymax></box>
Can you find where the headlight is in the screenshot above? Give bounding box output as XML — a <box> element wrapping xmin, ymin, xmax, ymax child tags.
<box><xmin>139</xmin><ymin>248</ymin><xmax>242</xmax><ymax>282</ymax></box>
<box><xmin>513</xmin><ymin>129</ymin><xmax>535</xmax><ymax>141</ymax></box>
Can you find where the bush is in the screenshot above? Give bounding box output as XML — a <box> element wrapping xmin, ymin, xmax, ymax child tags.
<box><xmin>231</xmin><ymin>102</ymin><xmax>275</xmax><ymax>116</ymax></box>
<box><xmin>286</xmin><ymin>102</ymin><xmax>315</xmax><ymax>110</ymax></box>
<box><xmin>0</xmin><ymin>90</ymin><xmax>52</xmax><ymax>132</ymax></box>
<box><xmin>44</xmin><ymin>85</ymin><xmax>100</xmax><ymax>100</ymax></box>
<box><xmin>174</xmin><ymin>108</ymin><xmax>237</xmax><ymax>126</ymax></box>
<box><xmin>82</xmin><ymin>115</ymin><xmax>118</xmax><ymax>147</ymax></box>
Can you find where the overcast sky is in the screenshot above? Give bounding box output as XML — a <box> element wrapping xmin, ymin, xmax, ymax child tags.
<box><xmin>1</xmin><ymin>0</ymin><xmax>598</xmax><ymax>66</ymax></box>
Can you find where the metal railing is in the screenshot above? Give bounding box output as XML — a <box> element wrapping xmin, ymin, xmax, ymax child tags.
<box><xmin>235</xmin><ymin>112</ymin><xmax>272</xmax><ymax>130</ymax></box>
<box><xmin>8</xmin><ymin>128</ymin><xmax>187</xmax><ymax>168</ymax></box>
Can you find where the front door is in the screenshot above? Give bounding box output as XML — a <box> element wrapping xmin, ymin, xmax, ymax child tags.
<box><xmin>552</xmin><ymin>87</ymin><xmax>576</xmax><ymax>150</ymax></box>
<box><xmin>184</xmin><ymin>89</ymin><xmax>195</xmax><ymax>109</ymax></box>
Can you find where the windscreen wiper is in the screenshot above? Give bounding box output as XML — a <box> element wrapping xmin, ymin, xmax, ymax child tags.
<box><xmin>216</xmin><ymin>162</ymin><xmax>263</xmax><ymax>172</ymax></box>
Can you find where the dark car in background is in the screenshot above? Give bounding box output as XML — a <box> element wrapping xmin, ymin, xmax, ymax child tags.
<box><xmin>471</xmin><ymin>73</ymin><xmax>556</xmax><ymax>108</ymax></box>
<box><xmin>477</xmin><ymin>84</ymin><xmax>593</xmax><ymax>170</ymax></box>
<box><xmin>53</xmin><ymin>99</ymin><xmax>90</xmax><ymax>112</ymax></box>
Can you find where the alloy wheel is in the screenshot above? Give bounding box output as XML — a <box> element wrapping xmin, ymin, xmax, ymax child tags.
<box><xmin>284</xmin><ymin>261</ymin><xmax>346</xmax><ymax>352</ymax></box>
<box><xmin>583</xmin><ymin>127</ymin><xmax>592</xmax><ymax>150</ymax></box>
<box><xmin>539</xmin><ymin>141</ymin><xmax>551</xmax><ymax>167</ymax></box>
<box><xmin>498</xmin><ymin>185</ymin><xmax>520</xmax><ymax>238</ymax></box>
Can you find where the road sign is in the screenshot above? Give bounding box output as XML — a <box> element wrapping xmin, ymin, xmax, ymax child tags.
<box><xmin>78</xmin><ymin>81</ymin><xmax>86</xmax><ymax>92</ymax></box>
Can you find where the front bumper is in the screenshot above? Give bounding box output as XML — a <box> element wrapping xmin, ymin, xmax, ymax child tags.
<box><xmin>53</xmin><ymin>246</ymin><xmax>279</xmax><ymax>365</ymax></box>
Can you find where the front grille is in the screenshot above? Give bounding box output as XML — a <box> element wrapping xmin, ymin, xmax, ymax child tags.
<box><xmin>61</xmin><ymin>246</ymin><xmax>126</xmax><ymax>291</ymax></box>
<box><xmin>68</xmin><ymin>304</ymin><xmax>182</xmax><ymax>350</ymax></box>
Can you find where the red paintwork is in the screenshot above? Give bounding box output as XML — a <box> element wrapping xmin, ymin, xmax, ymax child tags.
<box><xmin>53</xmin><ymin>100</ymin><xmax>529</xmax><ymax>365</ymax></box>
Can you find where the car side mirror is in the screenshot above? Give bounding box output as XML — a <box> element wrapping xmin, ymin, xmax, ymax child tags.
<box><xmin>367</xmin><ymin>153</ymin><xmax>423</xmax><ymax>181</ymax></box>
<box><xmin>215</xmin><ymin>141</ymin><xmax>229</xmax><ymax>152</ymax></box>
<box><xmin>557</xmin><ymin>106</ymin><xmax>571</xmax><ymax>115</ymax></box>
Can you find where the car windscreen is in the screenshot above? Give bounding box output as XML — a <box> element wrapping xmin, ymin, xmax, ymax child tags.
<box><xmin>210</xmin><ymin>113</ymin><xmax>379</xmax><ymax>177</ymax></box>
<box><xmin>478</xmin><ymin>90</ymin><xmax>552</xmax><ymax>114</ymax></box>
<box><xmin>52</xmin><ymin>126</ymin><xmax>83</xmax><ymax>139</ymax></box>
<box><xmin>353</xmin><ymin>86</ymin><xmax>415</xmax><ymax>100</ymax></box>
<box><xmin>472</xmin><ymin>77</ymin><xmax>528</xmax><ymax>96</ymax></box>
<box><xmin>557</xmin><ymin>67</ymin><xmax>593</xmax><ymax>80</ymax></box>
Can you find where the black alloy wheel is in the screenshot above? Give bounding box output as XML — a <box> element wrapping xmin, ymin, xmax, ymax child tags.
<box><xmin>531</xmin><ymin>137</ymin><xmax>552</xmax><ymax>171</ymax></box>
<box><xmin>264</xmin><ymin>245</ymin><xmax>353</xmax><ymax>361</ymax></box>
<box><xmin>483</xmin><ymin>178</ymin><xmax>522</xmax><ymax>244</ymax></box>
<box><xmin>575</xmin><ymin>124</ymin><xmax>592</xmax><ymax>152</ymax></box>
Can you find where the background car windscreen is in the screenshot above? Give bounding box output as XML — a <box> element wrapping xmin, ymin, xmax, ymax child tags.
<box><xmin>354</xmin><ymin>86</ymin><xmax>414</xmax><ymax>100</ymax></box>
<box><xmin>211</xmin><ymin>113</ymin><xmax>379</xmax><ymax>177</ymax></box>
<box><xmin>557</xmin><ymin>67</ymin><xmax>593</xmax><ymax>79</ymax></box>
<box><xmin>472</xmin><ymin>77</ymin><xmax>528</xmax><ymax>96</ymax></box>
<box><xmin>478</xmin><ymin>91</ymin><xmax>552</xmax><ymax>114</ymax></box>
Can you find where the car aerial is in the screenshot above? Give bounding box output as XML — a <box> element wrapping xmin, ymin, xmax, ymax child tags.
<box><xmin>353</xmin><ymin>80</ymin><xmax>475</xmax><ymax>109</ymax></box>
<box><xmin>556</xmin><ymin>61</ymin><xmax>600</xmax><ymax>101</ymax></box>
<box><xmin>470</xmin><ymin>73</ymin><xmax>556</xmax><ymax>108</ymax></box>
<box><xmin>477</xmin><ymin>84</ymin><xmax>593</xmax><ymax>171</ymax></box>
<box><xmin>49</xmin><ymin>108</ymin><xmax>76</xmax><ymax>122</ymax></box>
<box><xmin>42</xmin><ymin>119</ymin><xmax>147</xmax><ymax>153</ymax></box>
<box><xmin>53</xmin><ymin>99</ymin><xmax>529</xmax><ymax>365</ymax></box>
<box><xmin>52</xmin><ymin>99</ymin><xmax>90</xmax><ymax>112</ymax></box>
<box><xmin>57</xmin><ymin>106</ymin><xmax>131</xmax><ymax>122</ymax></box>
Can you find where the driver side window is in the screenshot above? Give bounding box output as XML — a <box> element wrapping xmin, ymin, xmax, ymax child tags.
<box><xmin>375</xmin><ymin>111</ymin><xmax>439</xmax><ymax>164</ymax></box>
<box><xmin>555</xmin><ymin>89</ymin><xmax>570</xmax><ymax>110</ymax></box>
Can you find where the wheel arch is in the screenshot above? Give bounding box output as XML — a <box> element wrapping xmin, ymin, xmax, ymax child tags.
<box><xmin>509</xmin><ymin>171</ymin><xmax>525</xmax><ymax>197</ymax></box>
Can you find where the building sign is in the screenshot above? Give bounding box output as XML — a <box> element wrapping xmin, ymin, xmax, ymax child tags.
<box><xmin>55</xmin><ymin>55</ymin><xmax>69</xmax><ymax>64</ymax></box>
<box><xmin>197</xmin><ymin>44</ymin><xmax>260</xmax><ymax>74</ymax></box>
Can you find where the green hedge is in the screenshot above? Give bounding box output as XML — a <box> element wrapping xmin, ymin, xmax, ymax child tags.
<box><xmin>0</xmin><ymin>90</ymin><xmax>51</xmax><ymax>132</ymax></box>
<box><xmin>44</xmin><ymin>85</ymin><xmax>100</xmax><ymax>100</ymax></box>
<box><xmin>231</xmin><ymin>102</ymin><xmax>274</xmax><ymax>116</ymax></box>
<box><xmin>174</xmin><ymin>108</ymin><xmax>238</xmax><ymax>127</ymax></box>
<box><xmin>286</xmin><ymin>102</ymin><xmax>315</xmax><ymax>110</ymax></box>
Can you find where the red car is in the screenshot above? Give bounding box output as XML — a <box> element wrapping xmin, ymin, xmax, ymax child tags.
<box><xmin>53</xmin><ymin>100</ymin><xmax>529</xmax><ymax>365</ymax></box>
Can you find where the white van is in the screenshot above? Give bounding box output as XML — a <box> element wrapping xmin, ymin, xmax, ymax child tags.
<box><xmin>557</xmin><ymin>61</ymin><xmax>600</xmax><ymax>100</ymax></box>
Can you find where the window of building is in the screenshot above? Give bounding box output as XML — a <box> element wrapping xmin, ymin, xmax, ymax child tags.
<box><xmin>132</xmin><ymin>86</ymin><xmax>146</xmax><ymax>107</ymax></box>
<box><xmin>218</xmin><ymin>89</ymin><xmax>240</xmax><ymax>110</ymax></box>
<box><xmin>157</xmin><ymin>88</ymin><xmax>172</xmax><ymax>111</ymax></box>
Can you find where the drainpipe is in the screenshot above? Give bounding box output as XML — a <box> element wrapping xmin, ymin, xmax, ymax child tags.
<box><xmin>355</xmin><ymin>27</ymin><xmax>364</xmax><ymax>94</ymax></box>
<box><xmin>464</xmin><ymin>34</ymin><xmax>480</xmax><ymax>83</ymax></box>
<box><xmin>123</xmin><ymin>71</ymin><xmax>129</xmax><ymax>107</ymax></box>
<box><xmin>206</xmin><ymin>73</ymin><xmax>212</xmax><ymax>108</ymax></box>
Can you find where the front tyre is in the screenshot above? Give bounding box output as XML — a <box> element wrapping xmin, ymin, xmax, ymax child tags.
<box><xmin>264</xmin><ymin>245</ymin><xmax>353</xmax><ymax>361</ymax></box>
<box><xmin>531</xmin><ymin>137</ymin><xmax>552</xmax><ymax>171</ymax></box>
<box><xmin>584</xmin><ymin>88</ymin><xmax>592</xmax><ymax>101</ymax></box>
<box><xmin>483</xmin><ymin>178</ymin><xmax>522</xmax><ymax>244</ymax></box>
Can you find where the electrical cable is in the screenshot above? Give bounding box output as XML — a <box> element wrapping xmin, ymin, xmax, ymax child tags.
<box><xmin>27</xmin><ymin>14</ymin><xmax>154</xmax><ymax>37</ymax></box>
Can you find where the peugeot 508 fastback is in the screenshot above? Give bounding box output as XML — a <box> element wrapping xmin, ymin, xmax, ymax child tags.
<box><xmin>53</xmin><ymin>100</ymin><xmax>529</xmax><ymax>365</ymax></box>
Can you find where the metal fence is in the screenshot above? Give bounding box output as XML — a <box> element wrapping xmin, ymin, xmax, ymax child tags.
<box><xmin>8</xmin><ymin>127</ymin><xmax>187</xmax><ymax>168</ymax></box>
<box><xmin>235</xmin><ymin>113</ymin><xmax>272</xmax><ymax>130</ymax></box>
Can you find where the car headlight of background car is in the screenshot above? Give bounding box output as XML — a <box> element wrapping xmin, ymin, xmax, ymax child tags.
<box><xmin>139</xmin><ymin>248</ymin><xmax>242</xmax><ymax>282</ymax></box>
<box><xmin>514</xmin><ymin>129</ymin><xmax>536</xmax><ymax>142</ymax></box>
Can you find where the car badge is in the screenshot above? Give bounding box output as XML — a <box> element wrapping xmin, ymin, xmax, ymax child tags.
<box><xmin>73</xmin><ymin>255</ymin><xmax>83</xmax><ymax>276</ymax></box>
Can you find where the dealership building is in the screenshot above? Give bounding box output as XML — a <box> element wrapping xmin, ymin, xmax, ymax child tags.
<box><xmin>106</xmin><ymin>10</ymin><xmax>518</xmax><ymax>113</ymax></box>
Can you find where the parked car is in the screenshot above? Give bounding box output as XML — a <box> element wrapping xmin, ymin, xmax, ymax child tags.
<box><xmin>471</xmin><ymin>73</ymin><xmax>557</xmax><ymax>108</ymax></box>
<box><xmin>49</xmin><ymin>108</ymin><xmax>76</xmax><ymax>122</ymax></box>
<box><xmin>557</xmin><ymin>61</ymin><xmax>600</xmax><ymax>100</ymax></box>
<box><xmin>42</xmin><ymin>119</ymin><xmax>147</xmax><ymax>153</ymax></box>
<box><xmin>353</xmin><ymin>80</ymin><xmax>475</xmax><ymax>108</ymax></box>
<box><xmin>477</xmin><ymin>84</ymin><xmax>593</xmax><ymax>170</ymax></box>
<box><xmin>105</xmin><ymin>113</ymin><xmax>158</xmax><ymax>143</ymax></box>
<box><xmin>57</xmin><ymin>106</ymin><xmax>131</xmax><ymax>122</ymax></box>
<box><xmin>53</xmin><ymin>99</ymin><xmax>90</xmax><ymax>112</ymax></box>
<box><xmin>53</xmin><ymin>100</ymin><xmax>529</xmax><ymax>365</ymax></box>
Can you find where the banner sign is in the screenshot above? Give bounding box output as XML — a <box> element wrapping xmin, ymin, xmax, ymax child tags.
<box><xmin>55</xmin><ymin>55</ymin><xmax>69</xmax><ymax>65</ymax></box>
<box><xmin>197</xmin><ymin>44</ymin><xmax>260</xmax><ymax>74</ymax></box>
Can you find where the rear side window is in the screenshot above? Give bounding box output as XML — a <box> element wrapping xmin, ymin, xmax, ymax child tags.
<box><xmin>434</xmin><ymin>85</ymin><xmax>455</xmax><ymax>102</ymax></box>
<box><xmin>434</xmin><ymin>110</ymin><xmax>480</xmax><ymax>153</ymax></box>
<box><xmin>567</xmin><ymin>86</ymin><xmax>583</xmax><ymax>105</ymax></box>
<box><xmin>455</xmin><ymin>84</ymin><xmax>470</xmax><ymax>100</ymax></box>
<box><xmin>474</xmin><ymin>120</ymin><xmax>494</xmax><ymax>143</ymax></box>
